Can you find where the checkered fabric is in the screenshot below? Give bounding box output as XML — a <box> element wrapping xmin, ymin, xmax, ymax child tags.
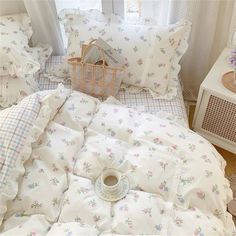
<box><xmin>0</xmin><ymin>94</ymin><xmax>40</xmax><ymax>189</ymax></box>
<box><xmin>39</xmin><ymin>56</ymin><xmax>188</xmax><ymax>123</ymax></box>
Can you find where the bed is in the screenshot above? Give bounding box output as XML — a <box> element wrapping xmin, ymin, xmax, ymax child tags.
<box><xmin>38</xmin><ymin>56</ymin><xmax>188</xmax><ymax>127</ymax></box>
<box><xmin>0</xmin><ymin>86</ymin><xmax>235</xmax><ymax>235</ymax></box>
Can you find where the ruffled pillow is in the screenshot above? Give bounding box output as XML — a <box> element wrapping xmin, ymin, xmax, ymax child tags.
<box><xmin>0</xmin><ymin>44</ymin><xmax>52</xmax><ymax>108</ymax></box>
<box><xmin>0</xmin><ymin>13</ymin><xmax>41</xmax><ymax>77</ymax></box>
<box><xmin>59</xmin><ymin>9</ymin><xmax>191</xmax><ymax>99</ymax></box>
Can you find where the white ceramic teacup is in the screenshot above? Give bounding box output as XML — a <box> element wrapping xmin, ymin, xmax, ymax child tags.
<box><xmin>101</xmin><ymin>169</ymin><xmax>123</xmax><ymax>195</ymax></box>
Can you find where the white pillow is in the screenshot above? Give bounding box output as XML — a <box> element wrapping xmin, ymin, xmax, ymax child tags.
<box><xmin>59</xmin><ymin>9</ymin><xmax>191</xmax><ymax>97</ymax></box>
<box><xmin>0</xmin><ymin>44</ymin><xmax>52</xmax><ymax>108</ymax></box>
<box><xmin>0</xmin><ymin>13</ymin><xmax>40</xmax><ymax>77</ymax></box>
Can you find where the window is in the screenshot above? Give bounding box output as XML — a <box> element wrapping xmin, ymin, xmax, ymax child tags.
<box><xmin>124</xmin><ymin>0</ymin><xmax>168</xmax><ymax>25</ymax></box>
<box><xmin>124</xmin><ymin>0</ymin><xmax>141</xmax><ymax>21</ymax></box>
<box><xmin>55</xmin><ymin>0</ymin><xmax>103</xmax><ymax>48</ymax></box>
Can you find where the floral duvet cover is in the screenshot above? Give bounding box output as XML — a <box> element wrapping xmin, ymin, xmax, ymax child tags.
<box><xmin>0</xmin><ymin>85</ymin><xmax>235</xmax><ymax>236</ymax></box>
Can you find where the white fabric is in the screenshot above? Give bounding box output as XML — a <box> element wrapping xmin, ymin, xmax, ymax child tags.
<box><xmin>125</xmin><ymin>0</ymin><xmax>236</xmax><ymax>101</ymax></box>
<box><xmin>0</xmin><ymin>13</ymin><xmax>40</xmax><ymax>77</ymax></box>
<box><xmin>38</xmin><ymin>56</ymin><xmax>189</xmax><ymax>126</ymax></box>
<box><xmin>0</xmin><ymin>44</ymin><xmax>52</xmax><ymax>108</ymax></box>
<box><xmin>23</xmin><ymin>0</ymin><xmax>64</xmax><ymax>55</ymax></box>
<box><xmin>0</xmin><ymin>85</ymin><xmax>235</xmax><ymax>235</ymax></box>
<box><xmin>58</xmin><ymin>9</ymin><xmax>190</xmax><ymax>98</ymax></box>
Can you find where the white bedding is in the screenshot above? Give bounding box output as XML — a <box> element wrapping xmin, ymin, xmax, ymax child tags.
<box><xmin>39</xmin><ymin>56</ymin><xmax>188</xmax><ymax>126</ymax></box>
<box><xmin>0</xmin><ymin>86</ymin><xmax>235</xmax><ymax>235</ymax></box>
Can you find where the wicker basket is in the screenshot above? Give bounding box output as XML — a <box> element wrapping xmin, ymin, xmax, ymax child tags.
<box><xmin>68</xmin><ymin>40</ymin><xmax>125</xmax><ymax>97</ymax></box>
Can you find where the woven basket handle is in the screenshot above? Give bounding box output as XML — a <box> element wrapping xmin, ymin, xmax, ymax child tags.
<box><xmin>81</xmin><ymin>39</ymin><xmax>106</xmax><ymax>66</ymax></box>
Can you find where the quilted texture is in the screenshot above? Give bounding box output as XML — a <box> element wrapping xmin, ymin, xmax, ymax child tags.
<box><xmin>0</xmin><ymin>86</ymin><xmax>235</xmax><ymax>235</ymax></box>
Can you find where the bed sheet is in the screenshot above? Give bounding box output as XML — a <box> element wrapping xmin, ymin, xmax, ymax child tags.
<box><xmin>38</xmin><ymin>56</ymin><xmax>188</xmax><ymax>125</ymax></box>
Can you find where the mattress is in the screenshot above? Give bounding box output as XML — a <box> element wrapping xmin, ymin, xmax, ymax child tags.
<box><xmin>39</xmin><ymin>56</ymin><xmax>188</xmax><ymax>125</ymax></box>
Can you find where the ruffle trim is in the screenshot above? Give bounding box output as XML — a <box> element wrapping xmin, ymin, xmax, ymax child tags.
<box><xmin>0</xmin><ymin>85</ymin><xmax>71</xmax><ymax>224</ymax></box>
<box><xmin>121</xmin><ymin>20</ymin><xmax>191</xmax><ymax>99</ymax></box>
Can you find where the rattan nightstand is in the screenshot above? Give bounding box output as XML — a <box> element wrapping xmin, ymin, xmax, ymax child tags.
<box><xmin>193</xmin><ymin>48</ymin><xmax>236</xmax><ymax>154</ymax></box>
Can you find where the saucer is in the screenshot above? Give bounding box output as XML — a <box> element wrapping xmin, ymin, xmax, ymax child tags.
<box><xmin>95</xmin><ymin>174</ymin><xmax>129</xmax><ymax>202</ymax></box>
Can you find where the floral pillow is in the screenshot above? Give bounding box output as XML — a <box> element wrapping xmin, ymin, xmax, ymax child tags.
<box><xmin>0</xmin><ymin>44</ymin><xmax>52</xmax><ymax>108</ymax></box>
<box><xmin>59</xmin><ymin>9</ymin><xmax>191</xmax><ymax>97</ymax></box>
<box><xmin>0</xmin><ymin>13</ymin><xmax>41</xmax><ymax>77</ymax></box>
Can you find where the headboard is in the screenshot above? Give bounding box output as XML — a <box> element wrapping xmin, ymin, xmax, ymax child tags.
<box><xmin>0</xmin><ymin>0</ymin><xmax>26</xmax><ymax>16</ymax></box>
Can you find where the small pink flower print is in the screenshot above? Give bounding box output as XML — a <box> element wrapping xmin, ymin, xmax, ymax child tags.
<box><xmin>88</xmin><ymin>199</ymin><xmax>96</xmax><ymax>207</ymax></box>
<box><xmin>127</xmin><ymin>72</ymin><xmax>133</xmax><ymax>78</ymax></box>
<box><xmin>177</xmin><ymin>194</ymin><xmax>185</xmax><ymax>204</ymax></box>
<box><xmin>140</xmin><ymin>35</ymin><xmax>147</xmax><ymax>42</ymax></box>
<box><xmin>194</xmin><ymin>227</ymin><xmax>205</xmax><ymax>236</ymax></box>
<box><xmin>159</xmin><ymin>181</ymin><xmax>168</xmax><ymax>192</ymax></box>
<box><xmin>52</xmin><ymin>198</ymin><xmax>60</xmax><ymax>207</ymax></box>
<box><xmin>148</xmin><ymin>72</ymin><xmax>155</xmax><ymax>77</ymax></box>
<box><xmin>133</xmin><ymin>192</ymin><xmax>139</xmax><ymax>202</ymax></box>
<box><xmin>28</xmin><ymin>182</ymin><xmax>39</xmax><ymax>189</ymax></box>
<box><xmin>142</xmin><ymin>208</ymin><xmax>152</xmax><ymax>217</ymax></box>
<box><xmin>51</xmin><ymin>178</ymin><xmax>59</xmax><ymax>186</ymax></box>
<box><xmin>213</xmin><ymin>209</ymin><xmax>222</xmax><ymax>219</ymax></box>
<box><xmin>169</xmin><ymin>38</ymin><xmax>176</xmax><ymax>46</ymax></box>
<box><xmin>160</xmin><ymin>48</ymin><xmax>166</xmax><ymax>54</ymax></box>
<box><xmin>63</xmin><ymin>197</ymin><xmax>70</xmax><ymax>206</ymax></box>
<box><xmin>205</xmin><ymin>170</ymin><xmax>213</xmax><ymax>178</ymax></box>
<box><xmin>201</xmin><ymin>155</ymin><xmax>211</xmax><ymax>163</ymax></box>
<box><xmin>64</xmin><ymin>166</ymin><xmax>70</xmax><ymax>172</ymax></box>
<box><xmin>77</xmin><ymin>187</ymin><xmax>90</xmax><ymax>195</ymax></box>
<box><xmin>147</xmin><ymin>170</ymin><xmax>153</xmax><ymax>178</ymax></box>
<box><xmin>133</xmin><ymin>46</ymin><xmax>138</xmax><ymax>52</ymax></box>
<box><xmin>125</xmin><ymin>218</ymin><xmax>133</xmax><ymax>229</ymax></box>
<box><xmin>31</xmin><ymin>201</ymin><xmax>42</xmax><ymax>209</ymax></box>
<box><xmin>180</xmin><ymin>176</ymin><xmax>195</xmax><ymax>185</ymax></box>
<box><xmin>130</xmin><ymin>164</ymin><xmax>138</xmax><ymax>172</ymax></box>
<box><xmin>154</xmin><ymin>138</ymin><xmax>162</xmax><ymax>145</ymax></box>
<box><xmin>188</xmin><ymin>143</ymin><xmax>196</xmax><ymax>151</ymax></box>
<box><xmin>27</xmin><ymin>232</ymin><xmax>37</xmax><ymax>236</ymax></box>
<box><xmin>174</xmin><ymin>217</ymin><xmax>183</xmax><ymax>227</ymax></box>
<box><xmin>196</xmin><ymin>191</ymin><xmax>205</xmax><ymax>200</ymax></box>
<box><xmin>156</xmin><ymin>35</ymin><xmax>162</xmax><ymax>40</ymax></box>
<box><xmin>93</xmin><ymin>215</ymin><xmax>101</xmax><ymax>222</ymax></box>
<box><xmin>154</xmin><ymin>82</ymin><xmax>160</xmax><ymax>89</ymax></box>
<box><xmin>137</xmin><ymin>58</ymin><xmax>143</xmax><ymax>65</ymax></box>
<box><xmin>155</xmin><ymin>224</ymin><xmax>162</xmax><ymax>231</ymax></box>
<box><xmin>120</xmin><ymin>204</ymin><xmax>129</xmax><ymax>211</ymax></box>
<box><xmin>127</xmin><ymin>128</ymin><xmax>133</xmax><ymax>134</ymax></box>
<box><xmin>158</xmin><ymin>63</ymin><xmax>165</xmax><ymax>67</ymax></box>
<box><xmin>160</xmin><ymin>162</ymin><xmax>168</xmax><ymax>170</ymax></box>
<box><xmin>83</xmin><ymin>162</ymin><xmax>91</xmax><ymax>173</ymax></box>
<box><xmin>212</xmin><ymin>184</ymin><xmax>219</xmax><ymax>195</ymax></box>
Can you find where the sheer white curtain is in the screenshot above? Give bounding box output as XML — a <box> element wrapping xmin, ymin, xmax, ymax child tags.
<box><xmin>24</xmin><ymin>0</ymin><xmax>65</xmax><ymax>55</ymax></box>
<box><xmin>124</xmin><ymin>0</ymin><xmax>235</xmax><ymax>101</ymax></box>
<box><xmin>55</xmin><ymin>0</ymin><xmax>102</xmax><ymax>50</ymax></box>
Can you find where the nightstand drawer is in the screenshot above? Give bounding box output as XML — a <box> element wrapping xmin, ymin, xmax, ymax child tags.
<box><xmin>202</xmin><ymin>95</ymin><xmax>236</xmax><ymax>142</ymax></box>
<box><xmin>193</xmin><ymin>91</ymin><xmax>236</xmax><ymax>154</ymax></box>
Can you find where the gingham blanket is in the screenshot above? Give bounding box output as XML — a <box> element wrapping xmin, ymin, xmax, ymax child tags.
<box><xmin>39</xmin><ymin>56</ymin><xmax>188</xmax><ymax>125</ymax></box>
<box><xmin>0</xmin><ymin>85</ymin><xmax>235</xmax><ymax>235</ymax></box>
<box><xmin>0</xmin><ymin>94</ymin><xmax>40</xmax><ymax>189</ymax></box>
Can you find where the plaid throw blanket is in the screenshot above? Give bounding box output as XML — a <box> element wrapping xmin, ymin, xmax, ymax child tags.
<box><xmin>0</xmin><ymin>94</ymin><xmax>40</xmax><ymax>190</ymax></box>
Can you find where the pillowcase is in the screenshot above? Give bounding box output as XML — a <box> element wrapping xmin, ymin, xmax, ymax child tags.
<box><xmin>0</xmin><ymin>13</ymin><xmax>40</xmax><ymax>77</ymax></box>
<box><xmin>0</xmin><ymin>44</ymin><xmax>52</xmax><ymax>108</ymax></box>
<box><xmin>59</xmin><ymin>9</ymin><xmax>191</xmax><ymax>97</ymax></box>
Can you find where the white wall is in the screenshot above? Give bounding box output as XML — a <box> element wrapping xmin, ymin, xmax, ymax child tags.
<box><xmin>0</xmin><ymin>0</ymin><xmax>26</xmax><ymax>16</ymax></box>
